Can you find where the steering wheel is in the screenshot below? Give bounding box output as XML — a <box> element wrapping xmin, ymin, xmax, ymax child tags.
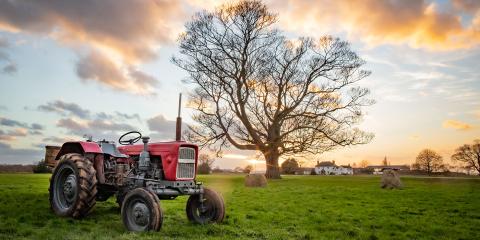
<box><xmin>118</xmin><ymin>131</ymin><xmax>142</xmax><ymax>145</ymax></box>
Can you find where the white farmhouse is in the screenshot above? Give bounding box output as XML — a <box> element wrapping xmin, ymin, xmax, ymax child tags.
<box><xmin>314</xmin><ymin>161</ymin><xmax>353</xmax><ymax>175</ymax></box>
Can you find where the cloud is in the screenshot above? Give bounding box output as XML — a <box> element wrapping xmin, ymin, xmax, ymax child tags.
<box><xmin>38</xmin><ymin>100</ymin><xmax>90</xmax><ymax>119</ymax></box>
<box><xmin>442</xmin><ymin>119</ymin><xmax>474</xmax><ymax>130</ymax></box>
<box><xmin>0</xmin><ymin>0</ymin><xmax>184</xmax><ymax>93</ymax></box>
<box><xmin>56</xmin><ymin>118</ymin><xmax>136</xmax><ymax>138</ymax></box>
<box><xmin>0</xmin><ymin>117</ymin><xmax>28</xmax><ymax>128</ymax></box>
<box><xmin>96</xmin><ymin>111</ymin><xmax>141</xmax><ymax>122</ymax></box>
<box><xmin>36</xmin><ymin>100</ymin><xmax>144</xmax><ymax>141</ymax></box>
<box><xmin>2</xmin><ymin>63</ymin><xmax>17</xmax><ymax>74</ymax></box>
<box><xmin>0</xmin><ymin>37</ymin><xmax>17</xmax><ymax>74</ymax></box>
<box><xmin>0</xmin><ymin>142</ymin><xmax>43</xmax><ymax>164</ymax></box>
<box><xmin>113</xmin><ymin>112</ymin><xmax>141</xmax><ymax>121</ymax></box>
<box><xmin>147</xmin><ymin>114</ymin><xmax>186</xmax><ymax>140</ymax></box>
<box><xmin>0</xmin><ymin>116</ymin><xmax>44</xmax><ymax>131</ymax></box>
<box><xmin>0</xmin><ymin>130</ymin><xmax>15</xmax><ymax>141</ymax></box>
<box><xmin>30</xmin><ymin>123</ymin><xmax>44</xmax><ymax>130</ymax></box>
<box><xmin>0</xmin><ymin>128</ymin><xmax>28</xmax><ymax>142</ymax></box>
<box><xmin>76</xmin><ymin>51</ymin><xmax>158</xmax><ymax>95</ymax></box>
<box><xmin>38</xmin><ymin>100</ymin><xmax>142</xmax><ymax>122</ymax></box>
<box><xmin>271</xmin><ymin>0</ymin><xmax>480</xmax><ymax>50</ymax></box>
<box><xmin>0</xmin><ymin>117</ymin><xmax>44</xmax><ymax>141</ymax></box>
<box><xmin>452</xmin><ymin>0</ymin><xmax>480</xmax><ymax>13</ymax></box>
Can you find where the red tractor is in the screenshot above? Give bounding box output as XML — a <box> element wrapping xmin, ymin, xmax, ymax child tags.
<box><xmin>46</xmin><ymin>95</ymin><xmax>225</xmax><ymax>231</ymax></box>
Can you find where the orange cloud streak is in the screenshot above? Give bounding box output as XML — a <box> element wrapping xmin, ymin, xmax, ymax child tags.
<box><xmin>270</xmin><ymin>0</ymin><xmax>480</xmax><ymax>50</ymax></box>
<box><xmin>442</xmin><ymin>119</ymin><xmax>474</xmax><ymax>130</ymax></box>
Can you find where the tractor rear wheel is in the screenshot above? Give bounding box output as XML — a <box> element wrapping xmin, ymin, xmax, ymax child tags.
<box><xmin>121</xmin><ymin>188</ymin><xmax>163</xmax><ymax>232</ymax></box>
<box><xmin>49</xmin><ymin>153</ymin><xmax>97</xmax><ymax>219</ymax></box>
<box><xmin>186</xmin><ymin>188</ymin><xmax>225</xmax><ymax>224</ymax></box>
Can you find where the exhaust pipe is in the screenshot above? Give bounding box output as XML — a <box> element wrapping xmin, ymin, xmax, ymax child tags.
<box><xmin>176</xmin><ymin>93</ymin><xmax>182</xmax><ymax>141</ymax></box>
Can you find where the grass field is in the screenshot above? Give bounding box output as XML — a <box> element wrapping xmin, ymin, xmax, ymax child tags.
<box><xmin>0</xmin><ymin>174</ymin><xmax>479</xmax><ymax>240</ymax></box>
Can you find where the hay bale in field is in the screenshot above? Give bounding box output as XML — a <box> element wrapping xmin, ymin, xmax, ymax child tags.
<box><xmin>381</xmin><ymin>169</ymin><xmax>403</xmax><ymax>189</ymax></box>
<box><xmin>245</xmin><ymin>174</ymin><xmax>267</xmax><ymax>187</ymax></box>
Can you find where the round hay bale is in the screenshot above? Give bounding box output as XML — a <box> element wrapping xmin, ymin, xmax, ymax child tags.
<box><xmin>381</xmin><ymin>169</ymin><xmax>403</xmax><ymax>189</ymax></box>
<box><xmin>245</xmin><ymin>174</ymin><xmax>267</xmax><ymax>188</ymax></box>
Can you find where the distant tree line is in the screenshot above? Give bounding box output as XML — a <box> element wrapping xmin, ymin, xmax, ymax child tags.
<box><xmin>197</xmin><ymin>153</ymin><xmax>255</xmax><ymax>174</ymax></box>
<box><xmin>0</xmin><ymin>160</ymin><xmax>51</xmax><ymax>173</ymax></box>
<box><xmin>0</xmin><ymin>164</ymin><xmax>34</xmax><ymax>173</ymax></box>
<box><xmin>411</xmin><ymin>139</ymin><xmax>480</xmax><ymax>175</ymax></box>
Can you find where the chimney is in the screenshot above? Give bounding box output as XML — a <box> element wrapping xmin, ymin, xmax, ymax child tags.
<box><xmin>175</xmin><ymin>93</ymin><xmax>182</xmax><ymax>141</ymax></box>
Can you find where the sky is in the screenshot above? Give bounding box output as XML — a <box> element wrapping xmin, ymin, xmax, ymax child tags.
<box><xmin>0</xmin><ymin>0</ymin><xmax>479</xmax><ymax>170</ymax></box>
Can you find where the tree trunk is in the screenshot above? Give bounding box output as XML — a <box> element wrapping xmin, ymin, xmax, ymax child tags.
<box><xmin>264</xmin><ymin>149</ymin><xmax>281</xmax><ymax>179</ymax></box>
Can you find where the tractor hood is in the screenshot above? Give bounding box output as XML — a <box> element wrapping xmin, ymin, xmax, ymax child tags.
<box><xmin>118</xmin><ymin>141</ymin><xmax>199</xmax><ymax>181</ymax></box>
<box><xmin>117</xmin><ymin>141</ymin><xmax>197</xmax><ymax>156</ymax></box>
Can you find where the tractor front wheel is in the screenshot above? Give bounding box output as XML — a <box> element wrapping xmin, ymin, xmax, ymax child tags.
<box><xmin>186</xmin><ymin>188</ymin><xmax>225</xmax><ymax>224</ymax></box>
<box><xmin>49</xmin><ymin>153</ymin><xmax>97</xmax><ymax>219</ymax></box>
<box><xmin>121</xmin><ymin>188</ymin><xmax>163</xmax><ymax>232</ymax></box>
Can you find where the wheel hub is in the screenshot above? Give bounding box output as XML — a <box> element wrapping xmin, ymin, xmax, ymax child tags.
<box><xmin>132</xmin><ymin>202</ymin><xmax>149</xmax><ymax>226</ymax></box>
<box><xmin>63</xmin><ymin>174</ymin><xmax>77</xmax><ymax>202</ymax></box>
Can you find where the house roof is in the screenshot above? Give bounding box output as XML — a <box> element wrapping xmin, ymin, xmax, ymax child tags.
<box><xmin>367</xmin><ymin>165</ymin><xmax>410</xmax><ymax>170</ymax></box>
<box><xmin>316</xmin><ymin>161</ymin><xmax>335</xmax><ymax>167</ymax></box>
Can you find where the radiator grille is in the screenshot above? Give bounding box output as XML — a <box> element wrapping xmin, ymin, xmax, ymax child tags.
<box><xmin>179</xmin><ymin>147</ymin><xmax>195</xmax><ymax>161</ymax></box>
<box><xmin>176</xmin><ymin>162</ymin><xmax>195</xmax><ymax>179</ymax></box>
<box><xmin>177</xmin><ymin>147</ymin><xmax>196</xmax><ymax>179</ymax></box>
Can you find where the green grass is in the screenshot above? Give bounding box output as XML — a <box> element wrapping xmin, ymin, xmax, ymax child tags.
<box><xmin>0</xmin><ymin>174</ymin><xmax>479</xmax><ymax>240</ymax></box>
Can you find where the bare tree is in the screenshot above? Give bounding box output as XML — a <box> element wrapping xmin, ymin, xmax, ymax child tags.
<box><xmin>359</xmin><ymin>160</ymin><xmax>370</xmax><ymax>168</ymax></box>
<box><xmin>174</xmin><ymin>0</ymin><xmax>373</xmax><ymax>178</ymax></box>
<box><xmin>451</xmin><ymin>139</ymin><xmax>480</xmax><ymax>174</ymax></box>
<box><xmin>415</xmin><ymin>149</ymin><xmax>444</xmax><ymax>174</ymax></box>
<box><xmin>280</xmin><ymin>158</ymin><xmax>299</xmax><ymax>174</ymax></box>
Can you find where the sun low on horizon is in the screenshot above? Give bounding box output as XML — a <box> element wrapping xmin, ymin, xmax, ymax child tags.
<box><xmin>0</xmin><ymin>0</ymin><xmax>479</xmax><ymax>169</ymax></box>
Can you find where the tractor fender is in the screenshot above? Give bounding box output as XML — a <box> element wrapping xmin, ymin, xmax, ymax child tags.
<box><xmin>55</xmin><ymin>142</ymin><xmax>103</xmax><ymax>160</ymax></box>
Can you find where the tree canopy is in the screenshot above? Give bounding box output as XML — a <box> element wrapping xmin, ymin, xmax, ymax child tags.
<box><xmin>174</xmin><ymin>0</ymin><xmax>373</xmax><ymax>178</ymax></box>
<box><xmin>415</xmin><ymin>149</ymin><xmax>444</xmax><ymax>174</ymax></box>
<box><xmin>197</xmin><ymin>153</ymin><xmax>215</xmax><ymax>174</ymax></box>
<box><xmin>451</xmin><ymin>139</ymin><xmax>480</xmax><ymax>174</ymax></box>
<box><xmin>281</xmin><ymin>158</ymin><xmax>299</xmax><ymax>174</ymax></box>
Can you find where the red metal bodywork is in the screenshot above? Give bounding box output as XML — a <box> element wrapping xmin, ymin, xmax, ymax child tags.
<box><xmin>55</xmin><ymin>140</ymin><xmax>198</xmax><ymax>181</ymax></box>
<box><xmin>55</xmin><ymin>141</ymin><xmax>103</xmax><ymax>160</ymax></box>
<box><xmin>118</xmin><ymin>141</ymin><xmax>198</xmax><ymax>181</ymax></box>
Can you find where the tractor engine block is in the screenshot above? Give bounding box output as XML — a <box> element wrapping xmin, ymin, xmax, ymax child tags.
<box><xmin>115</xmin><ymin>164</ymin><xmax>130</xmax><ymax>186</ymax></box>
<box><xmin>103</xmin><ymin>157</ymin><xmax>131</xmax><ymax>186</ymax></box>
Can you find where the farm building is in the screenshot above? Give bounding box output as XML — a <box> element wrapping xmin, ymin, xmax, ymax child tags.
<box><xmin>314</xmin><ymin>161</ymin><xmax>353</xmax><ymax>175</ymax></box>
<box><xmin>367</xmin><ymin>165</ymin><xmax>410</xmax><ymax>175</ymax></box>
